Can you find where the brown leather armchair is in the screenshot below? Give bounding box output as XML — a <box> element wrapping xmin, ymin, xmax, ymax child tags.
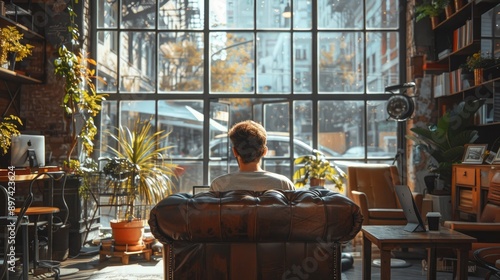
<box><xmin>149</xmin><ymin>189</ymin><xmax>363</xmax><ymax>280</ymax></box>
<box><xmin>347</xmin><ymin>164</ymin><xmax>423</xmax><ymax>225</ymax></box>
<box><xmin>444</xmin><ymin>172</ymin><xmax>500</xmax><ymax>252</ymax></box>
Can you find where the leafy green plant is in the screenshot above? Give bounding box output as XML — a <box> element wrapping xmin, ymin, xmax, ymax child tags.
<box><xmin>293</xmin><ymin>149</ymin><xmax>346</xmax><ymax>191</ymax></box>
<box><xmin>53</xmin><ymin>1</ymin><xmax>107</xmax><ymax>168</ymax></box>
<box><xmin>0</xmin><ymin>115</ymin><xmax>22</xmax><ymax>155</ymax></box>
<box><xmin>103</xmin><ymin>118</ymin><xmax>178</xmax><ymax>220</ymax></box>
<box><xmin>407</xmin><ymin>99</ymin><xmax>485</xmax><ymax>186</ymax></box>
<box><xmin>0</xmin><ymin>26</ymin><xmax>34</xmax><ymax>64</ymax></box>
<box><xmin>415</xmin><ymin>0</ymin><xmax>449</xmax><ymax>22</ymax></box>
<box><xmin>465</xmin><ymin>52</ymin><xmax>499</xmax><ymax>71</ymax></box>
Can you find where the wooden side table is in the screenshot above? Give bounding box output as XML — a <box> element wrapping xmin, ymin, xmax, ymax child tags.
<box><xmin>362</xmin><ymin>225</ymin><xmax>476</xmax><ymax>280</ymax></box>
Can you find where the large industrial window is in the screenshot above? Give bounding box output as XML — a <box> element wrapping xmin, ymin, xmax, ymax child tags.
<box><xmin>94</xmin><ymin>0</ymin><xmax>405</xmax><ymax>193</ymax></box>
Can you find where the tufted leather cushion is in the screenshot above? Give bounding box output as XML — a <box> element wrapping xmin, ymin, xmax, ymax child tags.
<box><xmin>148</xmin><ymin>189</ymin><xmax>363</xmax><ymax>280</ymax></box>
<box><xmin>149</xmin><ymin>189</ymin><xmax>362</xmax><ymax>244</ymax></box>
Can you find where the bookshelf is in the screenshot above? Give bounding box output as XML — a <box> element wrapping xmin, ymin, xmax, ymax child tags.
<box><xmin>426</xmin><ymin>0</ymin><xmax>500</xmax><ymax>123</ymax></box>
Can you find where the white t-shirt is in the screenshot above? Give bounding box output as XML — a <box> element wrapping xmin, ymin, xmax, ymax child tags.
<box><xmin>210</xmin><ymin>171</ymin><xmax>295</xmax><ymax>192</ymax></box>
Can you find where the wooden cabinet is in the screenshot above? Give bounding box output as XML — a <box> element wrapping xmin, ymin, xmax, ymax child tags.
<box><xmin>451</xmin><ymin>164</ymin><xmax>500</xmax><ymax>221</ymax></box>
<box><xmin>428</xmin><ymin>1</ymin><xmax>500</xmax><ymax>122</ymax></box>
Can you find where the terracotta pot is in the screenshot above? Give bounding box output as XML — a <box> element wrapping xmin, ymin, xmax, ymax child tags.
<box><xmin>430</xmin><ymin>16</ymin><xmax>439</xmax><ymax>29</ymax></box>
<box><xmin>474</xmin><ymin>68</ymin><xmax>483</xmax><ymax>85</ymax></box>
<box><xmin>110</xmin><ymin>219</ymin><xmax>144</xmax><ymax>246</ymax></box>
<box><xmin>310</xmin><ymin>178</ymin><xmax>325</xmax><ymax>187</ymax></box>
<box><xmin>445</xmin><ymin>5</ymin><xmax>454</xmax><ymax>18</ymax></box>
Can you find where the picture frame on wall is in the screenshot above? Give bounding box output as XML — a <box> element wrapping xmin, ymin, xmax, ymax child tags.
<box><xmin>462</xmin><ymin>144</ymin><xmax>488</xmax><ymax>164</ymax></box>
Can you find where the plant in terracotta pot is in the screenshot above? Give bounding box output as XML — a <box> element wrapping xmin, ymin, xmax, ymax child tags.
<box><xmin>293</xmin><ymin>149</ymin><xmax>346</xmax><ymax>191</ymax></box>
<box><xmin>406</xmin><ymin>99</ymin><xmax>485</xmax><ymax>193</ymax></box>
<box><xmin>0</xmin><ymin>26</ymin><xmax>34</xmax><ymax>69</ymax></box>
<box><xmin>415</xmin><ymin>0</ymin><xmax>449</xmax><ymax>27</ymax></box>
<box><xmin>102</xmin><ymin>118</ymin><xmax>178</xmax><ymax>246</ymax></box>
<box><xmin>465</xmin><ymin>52</ymin><xmax>498</xmax><ymax>85</ymax></box>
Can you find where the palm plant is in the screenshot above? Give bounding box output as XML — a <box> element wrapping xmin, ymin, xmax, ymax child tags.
<box><xmin>407</xmin><ymin>99</ymin><xmax>485</xmax><ymax>187</ymax></box>
<box><xmin>103</xmin><ymin>118</ymin><xmax>178</xmax><ymax>221</ymax></box>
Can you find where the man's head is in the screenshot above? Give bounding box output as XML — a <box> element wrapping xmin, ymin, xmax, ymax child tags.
<box><xmin>228</xmin><ymin>120</ymin><xmax>267</xmax><ymax>164</ymax></box>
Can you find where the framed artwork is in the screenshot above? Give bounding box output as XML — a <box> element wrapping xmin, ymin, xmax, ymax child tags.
<box><xmin>493</xmin><ymin>148</ymin><xmax>500</xmax><ymax>164</ymax></box>
<box><xmin>462</xmin><ymin>144</ymin><xmax>488</xmax><ymax>164</ymax></box>
<box><xmin>485</xmin><ymin>151</ymin><xmax>497</xmax><ymax>164</ymax></box>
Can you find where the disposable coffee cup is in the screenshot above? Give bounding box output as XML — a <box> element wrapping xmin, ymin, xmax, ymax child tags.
<box><xmin>426</xmin><ymin>212</ymin><xmax>441</xmax><ymax>231</ymax></box>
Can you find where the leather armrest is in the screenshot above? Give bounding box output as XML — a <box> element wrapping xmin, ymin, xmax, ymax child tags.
<box><xmin>443</xmin><ymin>221</ymin><xmax>500</xmax><ymax>232</ymax></box>
<box><xmin>351</xmin><ymin>190</ymin><xmax>369</xmax><ymax>225</ymax></box>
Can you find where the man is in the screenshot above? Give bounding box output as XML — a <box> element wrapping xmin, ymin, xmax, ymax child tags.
<box><xmin>210</xmin><ymin>120</ymin><xmax>295</xmax><ymax>191</ymax></box>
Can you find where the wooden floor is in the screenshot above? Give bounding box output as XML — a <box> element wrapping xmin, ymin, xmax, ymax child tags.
<box><xmin>10</xmin><ymin>241</ymin><xmax>493</xmax><ymax>280</ymax></box>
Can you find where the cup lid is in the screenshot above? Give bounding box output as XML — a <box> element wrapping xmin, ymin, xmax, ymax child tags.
<box><xmin>426</xmin><ymin>212</ymin><xmax>442</xmax><ymax>217</ymax></box>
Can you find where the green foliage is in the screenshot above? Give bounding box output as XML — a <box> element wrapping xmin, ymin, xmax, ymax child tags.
<box><xmin>0</xmin><ymin>115</ymin><xmax>22</xmax><ymax>155</ymax></box>
<box><xmin>415</xmin><ymin>0</ymin><xmax>449</xmax><ymax>22</ymax></box>
<box><xmin>53</xmin><ymin>1</ymin><xmax>107</xmax><ymax>166</ymax></box>
<box><xmin>103</xmin><ymin>118</ymin><xmax>179</xmax><ymax>220</ymax></box>
<box><xmin>407</xmin><ymin>99</ymin><xmax>485</xmax><ymax>184</ymax></box>
<box><xmin>293</xmin><ymin>149</ymin><xmax>346</xmax><ymax>191</ymax></box>
<box><xmin>0</xmin><ymin>26</ymin><xmax>34</xmax><ymax>64</ymax></box>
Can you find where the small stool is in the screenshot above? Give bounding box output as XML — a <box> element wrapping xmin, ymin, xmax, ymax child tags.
<box><xmin>14</xmin><ymin>206</ymin><xmax>61</xmax><ymax>279</ymax></box>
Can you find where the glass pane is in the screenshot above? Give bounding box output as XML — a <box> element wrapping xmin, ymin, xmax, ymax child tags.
<box><xmin>318</xmin><ymin>32</ymin><xmax>363</xmax><ymax>93</ymax></box>
<box><xmin>256</xmin><ymin>1</ymin><xmax>291</xmax><ymax>29</ymax></box>
<box><xmin>294</xmin><ymin>101</ymin><xmax>312</xmax><ymax>149</ymax></box>
<box><xmin>155</xmin><ymin>100</ymin><xmax>205</xmax><ymax>159</ymax></box>
<box><xmin>121</xmin><ymin>1</ymin><xmax>156</xmax><ymax>29</ymax></box>
<box><xmin>159</xmin><ymin>0</ymin><xmax>204</xmax><ymax>30</ymax></box>
<box><xmin>319</xmin><ymin>100</ymin><xmax>363</xmax><ymax>158</ymax></box>
<box><xmin>119</xmin><ymin>32</ymin><xmax>156</xmax><ymax>93</ymax></box>
<box><xmin>293</xmin><ymin>0</ymin><xmax>312</xmax><ymax>29</ymax></box>
<box><xmin>294</xmin><ymin>33</ymin><xmax>312</xmax><ymax>93</ymax></box>
<box><xmin>366</xmin><ymin>32</ymin><xmax>399</xmax><ymax>93</ymax></box>
<box><xmin>366</xmin><ymin>0</ymin><xmax>399</xmax><ymax>29</ymax></box>
<box><xmin>210</xmin><ymin>0</ymin><xmax>254</xmax><ymax>29</ymax></box>
<box><xmin>210</xmin><ymin>32</ymin><xmax>255</xmax><ymax>93</ymax></box>
<box><xmin>318</xmin><ymin>0</ymin><xmax>363</xmax><ymax>29</ymax></box>
<box><xmin>97</xmin><ymin>0</ymin><xmax>118</xmax><ymax>28</ymax></box>
<box><xmin>96</xmin><ymin>31</ymin><xmax>118</xmax><ymax>93</ymax></box>
<box><xmin>263</xmin><ymin>102</ymin><xmax>289</xmax><ymax>134</ymax></box>
<box><xmin>257</xmin><ymin>32</ymin><xmax>291</xmax><ymax>93</ymax></box>
<box><xmin>100</xmin><ymin>100</ymin><xmax>118</xmax><ymax>160</ymax></box>
<box><xmin>366</xmin><ymin>101</ymin><xmax>397</xmax><ymax>158</ymax></box>
<box><xmin>174</xmin><ymin>161</ymin><xmax>203</xmax><ymax>193</ymax></box>
<box><xmin>158</xmin><ymin>32</ymin><xmax>204</xmax><ymax>93</ymax></box>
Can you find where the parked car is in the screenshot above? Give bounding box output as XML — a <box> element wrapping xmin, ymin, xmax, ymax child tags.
<box><xmin>342</xmin><ymin>146</ymin><xmax>393</xmax><ymax>158</ymax></box>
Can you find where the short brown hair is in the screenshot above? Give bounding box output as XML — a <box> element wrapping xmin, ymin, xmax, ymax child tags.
<box><xmin>229</xmin><ymin>120</ymin><xmax>267</xmax><ymax>164</ymax></box>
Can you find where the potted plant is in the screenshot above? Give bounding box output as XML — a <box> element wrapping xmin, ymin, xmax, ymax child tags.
<box><xmin>102</xmin><ymin>118</ymin><xmax>178</xmax><ymax>246</ymax></box>
<box><xmin>0</xmin><ymin>115</ymin><xmax>22</xmax><ymax>155</ymax></box>
<box><xmin>293</xmin><ymin>149</ymin><xmax>347</xmax><ymax>191</ymax></box>
<box><xmin>406</xmin><ymin>99</ymin><xmax>485</xmax><ymax>193</ymax></box>
<box><xmin>0</xmin><ymin>25</ymin><xmax>34</xmax><ymax>70</ymax></box>
<box><xmin>465</xmin><ymin>52</ymin><xmax>498</xmax><ymax>85</ymax></box>
<box><xmin>415</xmin><ymin>0</ymin><xmax>449</xmax><ymax>28</ymax></box>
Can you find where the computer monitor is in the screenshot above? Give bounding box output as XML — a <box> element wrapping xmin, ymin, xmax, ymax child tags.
<box><xmin>10</xmin><ymin>134</ymin><xmax>45</xmax><ymax>168</ymax></box>
<box><xmin>395</xmin><ymin>185</ymin><xmax>426</xmax><ymax>232</ymax></box>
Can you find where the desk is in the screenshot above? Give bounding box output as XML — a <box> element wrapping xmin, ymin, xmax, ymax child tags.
<box><xmin>362</xmin><ymin>225</ymin><xmax>476</xmax><ymax>280</ymax></box>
